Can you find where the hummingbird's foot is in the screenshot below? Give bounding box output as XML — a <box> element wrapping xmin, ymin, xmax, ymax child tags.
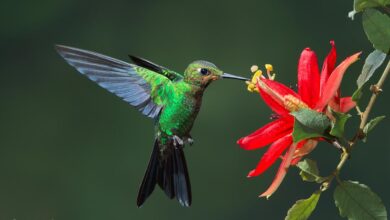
<box><xmin>172</xmin><ymin>135</ymin><xmax>184</xmax><ymax>147</ymax></box>
<box><xmin>184</xmin><ymin>136</ymin><xmax>194</xmax><ymax>146</ymax></box>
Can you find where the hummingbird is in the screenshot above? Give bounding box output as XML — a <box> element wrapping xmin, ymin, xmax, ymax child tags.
<box><xmin>55</xmin><ymin>45</ymin><xmax>248</xmax><ymax>207</ymax></box>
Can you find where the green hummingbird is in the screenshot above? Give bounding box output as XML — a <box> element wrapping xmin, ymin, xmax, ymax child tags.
<box><xmin>55</xmin><ymin>45</ymin><xmax>248</xmax><ymax>207</ymax></box>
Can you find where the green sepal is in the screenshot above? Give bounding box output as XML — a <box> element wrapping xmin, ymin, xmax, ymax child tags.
<box><xmin>296</xmin><ymin>159</ymin><xmax>326</xmax><ymax>183</ymax></box>
<box><xmin>334</xmin><ymin>180</ymin><xmax>387</xmax><ymax>220</ymax></box>
<box><xmin>363</xmin><ymin>9</ymin><xmax>390</xmax><ymax>54</ymax></box>
<box><xmin>285</xmin><ymin>190</ymin><xmax>321</xmax><ymax>220</ymax></box>
<box><xmin>330</xmin><ymin>111</ymin><xmax>352</xmax><ymax>138</ymax></box>
<box><xmin>363</xmin><ymin>115</ymin><xmax>386</xmax><ymax>142</ymax></box>
<box><xmin>291</xmin><ymin>109</ymin><xmax>331</xmax><ymax>143</ymax></box>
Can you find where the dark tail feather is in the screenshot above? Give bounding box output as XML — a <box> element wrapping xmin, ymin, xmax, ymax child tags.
<box><xmin>137</xmin><ymin>140</ymin><xmax>160</xmax><ymax>207</ymax></box>
<box><xmin>172</xmin><ymin>146</ymin><xmax>192</xmax><ymax>206</ymax></box>
<box><xmin>137</xmin><ymin>139</ymin><xmax>192</xmax><ymax>207</ymax></box>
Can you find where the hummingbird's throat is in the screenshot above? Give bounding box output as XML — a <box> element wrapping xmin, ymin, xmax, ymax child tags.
<box><xmin>201</xmin><ymin>75</ymin><xmax>219</xmax><ymax>85</ymax></box>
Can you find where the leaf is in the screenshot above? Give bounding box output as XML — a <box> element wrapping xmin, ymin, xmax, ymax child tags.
<box><xmin>354</xmin><ymin>0</ymin><xmax>390</xmax><ymax>12</ymax></box>
<box><xmin>363</xmin><ymin>9</ymin><xmax>390</xmax><ymax>54</ymax></box>
<box><xmin>291</xmin><ymin>109</ymin><xmax>331</xmax><ymax>143</ymax></box>
<box><xmin>363</xmin><ymin>115</ymin><xmax>386</xmax><ymax>142</ymax></box>
<box><xmin>357</xmin><ymin>50</ymin><xmax>387</xmax><ymax>88</ymax></box>
<box><xmin>296</xmin><ymin>159</ymin><xmax>325</xmax><ymax>183</ymax></box>
<box><xmin>334</xmin><ymin>180</ymin><xmax>387</xmax><ymax>220</ymax></box>
<box><xmin>352</xmin><ymin>86</ymin><xmax>364</xmax><ymax>102</ymax></box>
<box><xmin>285</xmin><ymin>191</ymin><xmax>321</xmax><ymax>220</ymax></box>
<box><xmin>330</xmin><ymin>111</ymin><xmax>352</xmax><ymax>138</ymax></box>
<box><xmin>349</xmin><ymin>0</ymin><xmax>390</xmax><ymax>19</ymax></box>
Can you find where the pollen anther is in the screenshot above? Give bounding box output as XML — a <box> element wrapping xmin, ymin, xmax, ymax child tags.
<box><xmin>247</xmin><ymin>67</ymin><xmax>263</xmax><ymax>93</ymax></box>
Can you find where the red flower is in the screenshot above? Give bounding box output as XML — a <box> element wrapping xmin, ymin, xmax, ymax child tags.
<box><xmin>238</xmin><ymin>41</ymin><xmax>360</xmax><ymax>198</ymax></box>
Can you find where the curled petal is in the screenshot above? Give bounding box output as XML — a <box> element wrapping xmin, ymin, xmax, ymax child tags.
<box><xmin>320</xmin><ymin>41</ymin><xmax>337</xmax><ymax>95</ymax></box>
<box><xmin>316</xmin><ymin>52</ymin><xmax>361</xmax><ymax>111</ymax></box>
<box><xmin>257</xmin><ymin>78</ymin><xmax>300</xmax><ymax>115</ymax></box>
<box><xmin>237</xmin><ymin>117</ymin><xmax>293</xmax><ymax>150</ymax></box>
<box><xmin>259</xmin><ymin>142</ymin><xmax>298</xmax><ymax>198</ymax></box>
<box><xmin>340</xmin><ymin>97</ymin><xmax>356</xmax><ymax>112</ymax></box>
<box><xmin>247</xmin><ymin>135</ymin><xmax>292</xmax><ymax>177</ymax></box>
<box><xmin>298</xmin><ymin>48</ymin><xmax>320</xmax><ymax>108</ymax></box>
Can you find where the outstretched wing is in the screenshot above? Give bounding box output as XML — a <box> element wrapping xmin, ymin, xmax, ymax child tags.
<box><xmin>55</xmin><ymin>45</ymin><xmax>174</xmax><ymax>119</ymax></box>
<box><xmin>129</xmin><ymin>55</ymin><xmax>183</xmax><ymax>82</ymax></box>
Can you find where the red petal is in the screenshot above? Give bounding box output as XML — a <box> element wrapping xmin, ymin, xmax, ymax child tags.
<box><xmin>340</xmin><ymin>97</ymin><xmax>356</xmax><ymax>112</ymax></box>
<box><xmin>298</xmin><ymin>48</ymin><xmax>320</xmax><ymax>108</ymax></box>
<box><xmin>315</xmin><ymin>52</ymin><xmax>361</xmax><ymax>110</ymax></box>
<box><xmin>259</xmin><ymin>142</ymin><xmax>298</xmax><ymax>198</ymax></box>
<box><xmin>291</xmin><ymin>157</ymin><xmax>302</xmax><ymax>165</ymax></box>
<box><xmin>247</xmin><ymin>135</ymin><xmax>292</xmax><ymax>177</ymax></box>
<box><xmin>328</xmin><ymin>91</ymin><xmax>341</xmax><ymax>112</ymax></box>
<box><xmin>237</xmin><ymin>117</ymin><xmax>293</xmax><ymax>150</ymax></box>
<box><xmin>257</xmin><ymin>79</ymin><xmax>300</xmax><ymax>115</ymax></box>
<box><xmin>320</xmin><ymin>41</ymin><xmax>337</xmax><ymax>95</ymax></box>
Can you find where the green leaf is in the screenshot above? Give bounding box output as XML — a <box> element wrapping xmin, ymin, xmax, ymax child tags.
<box><xmin>352</xmin><ymin>86</ymin><xmax>364</xmax><ymax>103</ymax></box>
<box><xmin>291</xmin><ymin>109</ymin><xmax>331</xmax><ymax>143</ymax></box>
<box><xmin>354</xmin><ymin>0</ymin><xmax>390</xmax><ymax>12</ymax></box>
<box><xmin>330</xmin><ymin>111</ymin><xmax>352</xmax><ymax>138</ymax></box>
<box><xmin>357</xmin><ymin>50</ymin><xmax>387</xmax><ymax>88</ymax></box>
<box><xmin>363</xmin><ymin>9</ymin><xmax>390</xmax><ymax>54</ymax></box>
<box><xmin>363</xmin><ymin>115</ymin><xmax>386</xmax><ymax>141</ymax></box>
<box><xmin>296</xmin><ymin>159</ymin><xmax>325</xmax><ymax>183</ymax></box>
<box><xmin>334</xmin><ymin>180</ymin><xmax>387</xmax><ymax>220</ymax></box>
<box><xmin>349</xmin><ymin>0</ymin><xmax>390</xmax><ymax>19</ymax></box>
<box><xmin>285</xmin><ymin>191</ymin><xmax>321</xmax><ymax>220</ymax></box>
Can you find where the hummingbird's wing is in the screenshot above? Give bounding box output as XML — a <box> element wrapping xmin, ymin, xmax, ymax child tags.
<box><xmin>128</xmin><ymin>55</ymin><xmax>183</xmax><ymax>82</ymax></box>
<box><xmin>55</xmin><ymin>45</ymin><xmax>175</xmax><ymax>119</ymax></box>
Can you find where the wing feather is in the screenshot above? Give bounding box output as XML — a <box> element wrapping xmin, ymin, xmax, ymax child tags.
<box><xmin>129</xmin><ymin>55</ymin><xmax>183</xmax><ymax>82</ymax></box>
<box><xmin>55</xmin><ymin>45</ymin><xmax>173</xmax><ymax>119</ymax></box>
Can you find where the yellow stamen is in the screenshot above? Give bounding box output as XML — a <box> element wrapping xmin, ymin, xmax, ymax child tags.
<box><xmin>251</xmin><ymin>65</ymin><xmax>259</xmax><ymax>73</ymax></box>
<box><xmin>265</xmin><ymin>64</ymin><xmax>276</xmax><ymax>80</ymax></box>
<box><xmin>252</xmin><ymin>70</ymin><xmax>262</xmax><ymax>83</ymax></box>
<box><xmin>283</xmin><ymin>95</ymin><xmax>308</xmax><ymax>112</ymax></box>
<box><xmin>265</xmin><ymin>64</ymin><xmax>273</xmax><ymax>72</ymax></box>
<box><xmin>246</xmin><ymin>65</ymin><xmax>263</xmax><ymax>93</ymax></box>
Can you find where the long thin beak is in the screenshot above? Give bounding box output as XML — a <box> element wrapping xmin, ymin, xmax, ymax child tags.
<box><xmin>221</xmin><ymin>73</ymin><xmax>250</xmax><ymax>81</ymax></box>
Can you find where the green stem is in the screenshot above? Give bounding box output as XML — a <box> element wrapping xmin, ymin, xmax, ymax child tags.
<box><xmin>359</xmin><ymin>59</ymin><xmax>390</xmax><ymax>130</ymax></box>
<box><xmin>322</xmin><ymin>58</ymin><xmax>390</xmax><ymax>191</ymax></box>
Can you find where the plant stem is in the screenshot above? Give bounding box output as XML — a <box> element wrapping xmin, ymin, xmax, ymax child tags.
<box><xmin>359</xmin><ymin>59</ymin><xmax>390</xmax><ymax>129</ymax></box>
<box><xmin>322</xmin><ymin>58</ymin><xmax>390</xmax><ymax>191</ymax></box>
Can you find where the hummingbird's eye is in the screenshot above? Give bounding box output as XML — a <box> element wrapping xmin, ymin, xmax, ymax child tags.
<box><xmin>199</xmin><ymin>68</ymin><xmax>210</xmax><ymax>75</ymax></box>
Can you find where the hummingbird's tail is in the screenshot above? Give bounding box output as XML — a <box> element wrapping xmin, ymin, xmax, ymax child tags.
<box><xmin>137</xmin><ymin>139</ymin><xmax>192</xmax><ymax>207</ymax></box>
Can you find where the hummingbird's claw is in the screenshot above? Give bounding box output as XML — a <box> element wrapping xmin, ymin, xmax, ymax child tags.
<box><xmin>187</xmin><ymin>138</ymin><xmax>194</xmax><ymax>146</ymax></box>
<box><xmin>184</xmin><ymin>136</ymin><xmax>194</xmax><ymax>146</ymax></box>
<box><xmin>172</xmin><ymin>135</ymin><xmax>184</xmax><ymax>147</ymax></box>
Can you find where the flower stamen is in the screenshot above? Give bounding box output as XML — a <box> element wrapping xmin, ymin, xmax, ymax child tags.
<box><xmin>246</xmin><ymin>65</ymin><xmax>263</xmax><ymax>92</ymax></box>
<box><xmin>283</xmin><ymin>94</ymin><xmax>309</xmax><ymax>112</ymax></box>
<box><xmin>265</xmin><ymin>64</ymin><xmax>276</xmax><ymax>80</ymax></box>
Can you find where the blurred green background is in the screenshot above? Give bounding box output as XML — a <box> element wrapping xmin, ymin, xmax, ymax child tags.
<box><xmin>0</xmin><ymin>0</ymin><xmax>389</xmax><ymax>219</ymax></box>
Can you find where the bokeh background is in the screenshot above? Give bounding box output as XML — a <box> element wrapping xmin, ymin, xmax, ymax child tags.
<box><xmin>0</xmin><ymin>0</ymin><xmax>389</xmax><ymax>219</ymax></box>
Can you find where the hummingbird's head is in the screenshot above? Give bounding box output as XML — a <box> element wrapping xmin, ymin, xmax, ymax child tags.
<box><xmin>184</xmin><ymin>60</ymin><xmax>249</xmax><ymax>88</ymax></box>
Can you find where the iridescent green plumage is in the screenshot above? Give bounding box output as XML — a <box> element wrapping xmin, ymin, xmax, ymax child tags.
<box><xmin>55</xmin><ymin>45</ymin><xmax>248</xmax><ymax>207</ymax></box>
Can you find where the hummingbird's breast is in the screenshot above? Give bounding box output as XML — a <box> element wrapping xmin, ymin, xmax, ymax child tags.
<box><xmin>157</xmin><ymin>82</ymin><xmax>203</xmax><ymax>137</ymax></box>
